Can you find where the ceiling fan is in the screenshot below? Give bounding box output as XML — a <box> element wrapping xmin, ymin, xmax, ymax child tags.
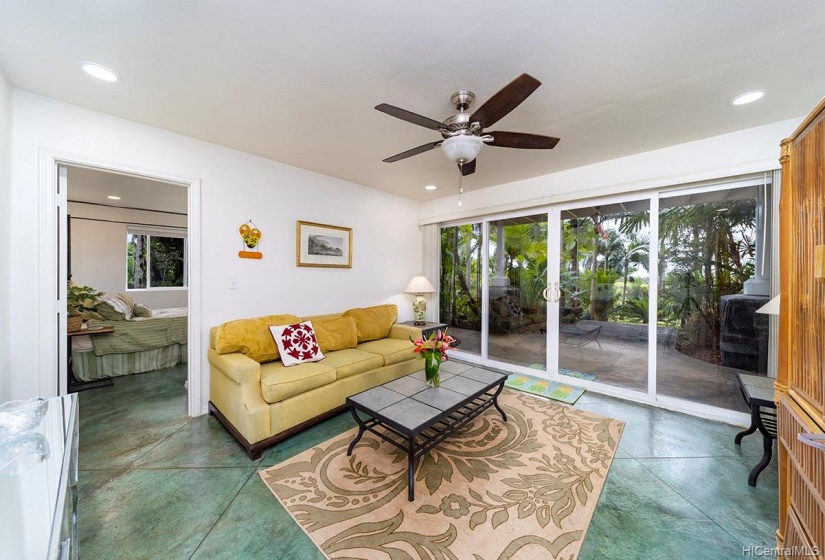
<box><xmin>375</xmin><ymin>73</ymin><xmax>560</xmax><ymax>177</ymax></box>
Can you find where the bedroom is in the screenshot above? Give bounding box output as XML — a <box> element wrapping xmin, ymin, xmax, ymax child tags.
<box><xmin>66</xmin><ymin>166</ymin><xmax>190</xmax><ymax>392</ymax></box>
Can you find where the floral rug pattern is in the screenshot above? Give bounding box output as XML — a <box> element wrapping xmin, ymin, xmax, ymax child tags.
<box><xmin>259</xmin><ymin>389</ymin><xmax>624</xmax><ymax>560</ymax></box>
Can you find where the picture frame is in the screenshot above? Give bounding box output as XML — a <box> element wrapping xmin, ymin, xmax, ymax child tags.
<box><xmin>296</xmin><ymin>221</ymin><xmax>352</xmax><ymax>268</ymax></box>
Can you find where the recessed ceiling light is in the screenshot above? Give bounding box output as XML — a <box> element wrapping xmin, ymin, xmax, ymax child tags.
<box><xmin>729</xmin><ymin>90</ymin><xmax>764</xmax><ymax>106</ymax></box>
<box><xmin>107</xmin><ymin>195</ymin><xmax>121</xmax><ymax>200</ymax></box>
<box><xmin>82</xmin><ymin>62</ymin><xmax>120</xmax><ymax>83</ymax></box>
<box><xmin>425</xmin><ymin>185</ymin><xmax>438</xmax><ymax>191</ymax></box>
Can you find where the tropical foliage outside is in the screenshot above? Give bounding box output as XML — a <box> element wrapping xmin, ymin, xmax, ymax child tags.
<box><xmin>127</xmin><ymin>233</ymin><xmax>186</xmax><ymax>289</ymax></box>
<box><xmin>439</xmin><ymin>191</ymin><xmax>759</xmax><ymax>366</ymax></box>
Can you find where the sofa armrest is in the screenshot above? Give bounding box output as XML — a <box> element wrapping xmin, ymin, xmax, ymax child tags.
<box><xmin>208</xmin><ymin>347</ymin><xmax>271</xmax><ymax>447</ymax></box>
<box><xmin>388</xmin><ymin>323</ymin><xmax>422</xmax><ymax>341</ymax></box>
<box><xmin>208</xmin><ymin>349</ymin><xmax>261</xmax><ymax>385</ymax></box>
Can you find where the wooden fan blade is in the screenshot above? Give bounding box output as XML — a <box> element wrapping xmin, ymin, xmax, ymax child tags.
<box><xmin>375</xmin><ymin>104</ymin><xmax>444</xmax><ymax>131</ymax></box>
<box><xmin>459</xmin><ymin>159</ymin><xmax>476</xmax><ymax>176</ymax></box>
<box><xmin>383</xmin><ymin>141</ymin><xmax>442</xmax><ymax>163</ymax></box>
<box><xmin>470</xmin><ymin>73</ymin><xmax>541</xmax><ymax>129</ymax></box>
<box><xmin>486</xmin><ymin>131</ymin><xmax>560</xmax><ymax>149</ymax></box>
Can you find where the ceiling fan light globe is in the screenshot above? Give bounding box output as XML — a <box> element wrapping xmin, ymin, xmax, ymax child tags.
<box><xmin>441</xmin><ymin>135</ymin><xmax>484</xmax><ymax>164</ymax></box>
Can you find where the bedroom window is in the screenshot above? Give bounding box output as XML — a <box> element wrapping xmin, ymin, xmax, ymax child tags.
<box><xmin>127</xmin><ymin>227</ymin><xmax>188</xmax><ymax>289</ymax></box>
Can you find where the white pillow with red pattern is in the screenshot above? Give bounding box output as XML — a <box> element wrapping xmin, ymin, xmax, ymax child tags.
<box><xmin>269</xmin><ymin>321</ymin><xmax>325</xmax><ymax>366</ymax></box>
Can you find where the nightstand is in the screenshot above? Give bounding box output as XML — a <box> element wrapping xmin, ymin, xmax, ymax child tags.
<box><xmin>399</xmin><ymin>321</ymin><xmax>447</xmax><ymax>340</ymax></box>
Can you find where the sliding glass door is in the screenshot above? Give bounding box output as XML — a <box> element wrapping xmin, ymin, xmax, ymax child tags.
<box><xmin>486</xmin><ymin>214</ymin><xmax>548</xmax><ymax>370</ymax></box>
<box><xmin>554</xmin><ymin>199</ymin><xmax>651</xmax><ymax>394</ymax></box>
<box><xmin>437</xmin><ymin>173</ymin><xmax>772</xmax><ymax>419</ymax></box>
<box><xmin>656</xmin><ymin>183</ymin><xmax>771</xmax><ymax>412</ymax></box>
<box><xmin>439</xmin><ymin>223</ymin><xmax>483</xmax><ymax>357</ymax></box>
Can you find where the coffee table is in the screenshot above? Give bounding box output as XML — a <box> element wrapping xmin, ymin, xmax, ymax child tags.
<box><xmin>346</xmin><ymin>366</ymin><xmax>508</xmax><ymax>501</ymax></box>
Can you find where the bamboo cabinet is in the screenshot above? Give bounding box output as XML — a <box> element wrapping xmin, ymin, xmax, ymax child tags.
<box><xmin>776</xmin><ymin>97</ymin><xmax>825</xmax><ymax>559</ymax></box>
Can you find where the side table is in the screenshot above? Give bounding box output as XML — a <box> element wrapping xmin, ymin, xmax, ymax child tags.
<box><xmin>734</xmin><ymin>373</ymin><xmax>777</xmax><ymax>486</ymax></box>
<box><xmin>399</xmin><ymin>321</ymin><xmax>447</xmax><ymax>340</ymax></box>
<box><xmin>67</xmin><ymin>325</ymin><xmax>115</xmax><ymax>393</ymax></box>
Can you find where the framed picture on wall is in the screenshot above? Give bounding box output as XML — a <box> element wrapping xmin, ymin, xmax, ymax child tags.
<box><xmin>296</xmin><ymin>221</ymin><xmax>352</xmax><ymax>268</ymax></box>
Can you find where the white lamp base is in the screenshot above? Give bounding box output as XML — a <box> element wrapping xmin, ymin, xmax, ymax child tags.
<box><xmin>412</xmin><ymin>294</ymin><xmax>427</xmax><ymax>326</ymax></box>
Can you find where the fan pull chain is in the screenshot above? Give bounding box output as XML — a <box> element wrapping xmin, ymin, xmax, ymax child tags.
<box><xmin>458</xmin><ymin>162</ymin><xmax>464</xmax><ymax>207</ymax></box>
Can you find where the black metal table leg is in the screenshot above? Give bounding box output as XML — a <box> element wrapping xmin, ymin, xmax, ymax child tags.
<box><xmin>492</xmin><ymin>381</ymin><xmax>508</xmax><ymax>422</ymax></box>
<box><xmin>748</xmin><ymin>404</ymin><xmax>775</xmax><ymax>487</ymax></box>
<box><xmin>735</xmin><ymin>421</ymin><xmax>757</xmax><ymax>445</ymax></box>
<box><xmin>347</xmin><ymin>408</ymin><xmax>367</xmax><ymax>456</ymax></box>
<box><xmin>408</xmin><ymin>437</ymin><xmax>416</xmax><ymax>501</ymax></box>
<box><xmin>748</xmin><ymin>430</ymin><xmax>773</xmax><ymax>487</ymax></box>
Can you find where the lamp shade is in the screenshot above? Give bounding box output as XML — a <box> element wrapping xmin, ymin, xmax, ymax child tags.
<box><xmin>755</xmin><ymin>294</ymin><xmax>780</xmax><ymax>315</ymax></box>
<box><xmin>404</xmin><ymin>276</ymin><xmax>436</xmax><ymax>294</ymax></box>
<box><xmin>441</xmin><ymin>135</ymin><xmax>484</xmax><ymax>164</ymax></box>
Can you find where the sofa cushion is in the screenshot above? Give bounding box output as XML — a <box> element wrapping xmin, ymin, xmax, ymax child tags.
<box><xmin>313</xmin><ymin>317</ymin><xmax>358</xmax><ymax>352</ymax></box>
<box><xmin>320</xmin><ymin>348</ymin><xmax>384</xmax><ymax>379</ymax></box>
<box><xmin>270</xmin><ymin>321</ymin><xmax>325</xmax><ymax>366</ymax></box>
<box><xmin>214</xmin><ymin>314</ymin><xmax>300</xmax><ymax>363</ymax></box>
<box><xmin>343</xmin><ymin>304</ymin><xmax>398</xmax><ymax>342</ymax></box>
<box><xmin>260</xmin><ymin>361</ymin><xmax>336</xmax><ymax>404</ymax></box>
<box><xmin>357</xmin><ymin>338</ymin><xmax>415</xmax><ymax>366</ymax></box>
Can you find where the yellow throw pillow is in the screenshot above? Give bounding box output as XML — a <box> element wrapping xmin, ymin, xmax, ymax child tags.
<box><xmin>343</xmin><ymin>304</ymin><xmax>398</xmax><ymax>342</ymax></box>
<box><xmin>313</xmin><ymin>317</ymin><xmax>358</xmax><ymax>352</ymax></box>
<box><xmin>214</xmin><ymin>314</ymin><xmax>300</xmax><ymax>363</ymax></box>
<box><xmin>117</xmin><ymin>293</ymin><xmax>135</xmax><ymax>309</ymax></box>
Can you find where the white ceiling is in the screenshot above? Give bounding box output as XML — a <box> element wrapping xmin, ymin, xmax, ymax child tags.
<box><xmin>2</xmin><ymin>1</ymin><xmax>825</xmax><ymax>202</ymax></box>
<box><xmin>67</xmin><ymin>166</ymin><xmax>187</xmax><ymax>214</ymax></box>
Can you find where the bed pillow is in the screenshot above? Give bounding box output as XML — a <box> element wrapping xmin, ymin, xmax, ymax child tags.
<box><xmin>269</xmin><ymin>321</ymin><xmax>325</xmax><ymax>367</ymax></box>
<box><xmin>214</xmin><ymin>314</ymin><xmax>300</xmax><ymax>363</ymax></box>
<box><xmin>96</xmin><ymin>293</ymin><xmax>133</xmax><ymax>321</ymax></box>
<box><xmin>117</xmin><ymin>293</ymin><xmax>135</xmax><ymax>309</ymax></box>
<box><xmin>343</xmin><ymin>304</ymin><xmax>398</xmax><ymax>342</ymax></box>
<box><xmin>132</xmin><ymin>304</ymin><xmax>152</xmax><ymax>318</ymax></box>
<box><xmin>313</xmin><ymin>317</ymin><xmax>358</xmax><ymax>352</ymax></box>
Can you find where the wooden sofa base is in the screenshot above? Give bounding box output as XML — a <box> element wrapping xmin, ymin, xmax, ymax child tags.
<box><xmin>208</xmin><ymin>401</ymin><xmax>348</xmax><ymax>460</ymax></box>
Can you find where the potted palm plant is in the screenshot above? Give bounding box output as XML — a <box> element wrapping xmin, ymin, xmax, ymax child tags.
<box><xmin>66</xmin><ymin>282</ymin><xmax>101</xmax><ymax>332</ymax></box>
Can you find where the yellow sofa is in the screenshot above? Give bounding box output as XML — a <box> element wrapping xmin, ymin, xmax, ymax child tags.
<box><xmin>208</xmin><ymin>305</ymin><xmax>422</xmax><ymax>459</ymax></box>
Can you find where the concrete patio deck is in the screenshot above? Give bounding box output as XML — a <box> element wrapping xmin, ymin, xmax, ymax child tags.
<box><xmin>448</xmin><ymin>320</ymin><xmax>756</xmax><ymax>413</ymax></box>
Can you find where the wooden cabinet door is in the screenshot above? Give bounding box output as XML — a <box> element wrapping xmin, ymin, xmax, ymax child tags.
<box><xmin>777</xmin><ymin>98</ymin><xmax>825</xmax><ymax>559</ymax></box>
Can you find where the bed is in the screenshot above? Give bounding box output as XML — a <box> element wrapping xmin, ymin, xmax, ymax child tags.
<box><xmin>71</xmin><ymin>306</ymin><xmax>188</xmax><ymax>382</ymax></box>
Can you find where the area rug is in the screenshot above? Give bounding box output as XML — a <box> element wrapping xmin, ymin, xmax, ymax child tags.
<box><xmin>506</xmin><ymin>373</ymin><xmax>586</xmax><ymax>404</ymax></box>
<box><xmin>260</xmin><ymin>389</ymin><xmax>624</xmax><ymax>560</ymax></box>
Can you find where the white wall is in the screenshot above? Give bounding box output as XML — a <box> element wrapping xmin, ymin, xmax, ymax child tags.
<box><xmin>0</xmin><ymin>70</ymin><xmax>11</xmax><ymax>403</ymax></box>
<box><xmin>68</xmin><ymin>202</ymin><xmax>188</xmax><ymax>309</ymax></box>
<box><xmin>420</xmin><ymin>118</ymin><xmax>801</xmax><ymax>223</ymax></box>
<box><xmin>9</xmin><ymin>91</ymin><xmax>422</xmax><ymax>403</ymax></box>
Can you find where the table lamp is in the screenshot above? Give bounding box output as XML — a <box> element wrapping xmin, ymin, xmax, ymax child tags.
<box><xmin>404</xmin><ymin>276</ymin><xmax>436</xmax><ymax>326</ymax></box>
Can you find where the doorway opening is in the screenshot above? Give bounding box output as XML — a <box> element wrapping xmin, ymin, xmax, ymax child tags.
<box><xmin>59</xmin><ymin>164</ymin><xmax>191</xmax><ymax>409</ymax></box>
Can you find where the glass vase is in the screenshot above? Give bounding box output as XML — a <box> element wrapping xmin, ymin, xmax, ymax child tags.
<box><xmin>424</xmin><ymin>350</ymin><xmax>441</xmax><ymax>387</ymax></box>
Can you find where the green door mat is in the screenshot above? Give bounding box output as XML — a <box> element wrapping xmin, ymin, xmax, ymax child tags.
<box><xmin>506</xmin><ymin>373</ymin><xmax>586</xmax><ymax>404</ymax></box>
<box><xmin>528</xmin><ymin>363</ymin><xmax>597</xmax><ymax>381</ymax></box>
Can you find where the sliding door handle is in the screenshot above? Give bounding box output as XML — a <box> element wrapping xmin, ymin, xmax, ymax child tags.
<box><xmin>542</xmin><ymin>282</ymin><xmax>560</xmax><ymax>302</ymax></box>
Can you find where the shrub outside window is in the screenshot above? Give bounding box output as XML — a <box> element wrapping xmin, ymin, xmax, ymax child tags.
<box><xmin>127</xmin><ymin>227</ymin><xmax>187</xmax><ymax>289</ymax></box>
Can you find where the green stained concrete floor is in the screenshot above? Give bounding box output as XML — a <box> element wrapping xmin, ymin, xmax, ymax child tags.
<box><xmin>78</xmin><ymin>363</ymin><xmax>778</xmax><ymax>559</ymax></box>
